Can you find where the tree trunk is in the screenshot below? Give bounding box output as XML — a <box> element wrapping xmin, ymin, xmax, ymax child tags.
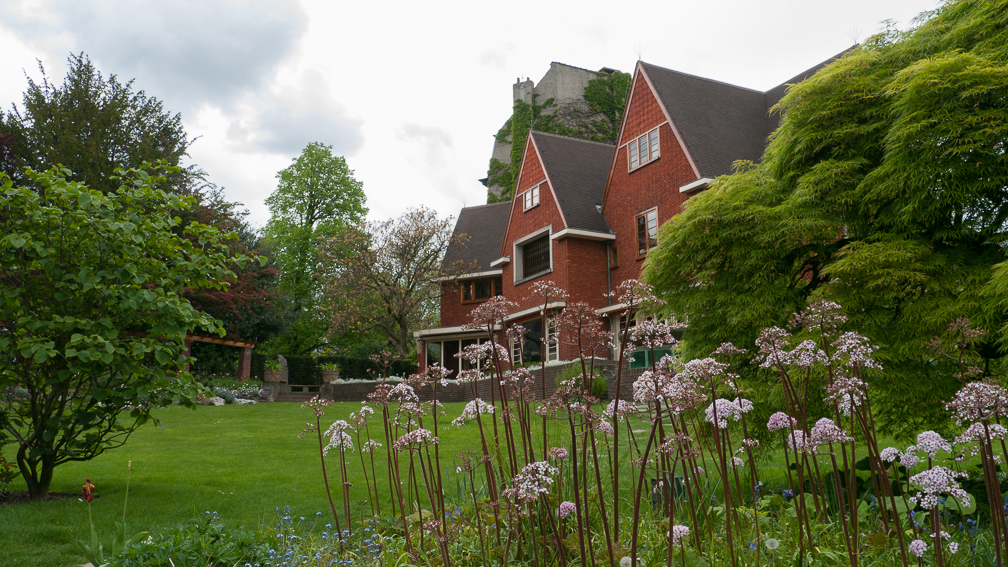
<box><xmin>17</xmin><ymin>444</ymin><xmax>54</xmax><ymax>500</ymax></box>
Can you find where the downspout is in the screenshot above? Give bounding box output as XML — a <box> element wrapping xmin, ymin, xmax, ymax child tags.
<box><xmin>605</xmin><ymin>242</ymin><xmax>612</xmax><ymax>306</ymax></box>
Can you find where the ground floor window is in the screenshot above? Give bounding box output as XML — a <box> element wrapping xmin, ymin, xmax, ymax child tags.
<box><xmin>426</xmin><ymin>337</ymin><xmax>490</xmax><ymax>378</ymax></box>
<box><xmin>511</xmin><ymin>317</ymin><xmax>558</xmax><ymax>365</ymax></box>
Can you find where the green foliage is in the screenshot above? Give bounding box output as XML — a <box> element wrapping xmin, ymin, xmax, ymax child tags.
<box><xmin>644</xmin><ymin>0</ymin><xmax>1008</xmax><ymax>436</ymax></box>
<box><xmin>0</xmin><ymin>163</ymin><xmax>250</xmax><ymax>497</ymax></box>
<box><xmin>110</xmin><ymin>512</ymin><xmax>269</xmax><ymax>567</ymax></box>
<box><xmin>260</xmin><ymin>142</ymin><xmax>367</xmax><ymax>356</ymax></box>
<box><xmin>583</xmin><ymin>69</ymin><xmax>632</xmax><ymax>143</ymax></box>
<box><xmin>78</xmin><ymin>520</ymin><xmax>149</xmax><ymax>567</ymax></box>
<box><xmin>0</xmin><ymin>53</ymin><xmax>187</xmax><ymax>193</ymax></box>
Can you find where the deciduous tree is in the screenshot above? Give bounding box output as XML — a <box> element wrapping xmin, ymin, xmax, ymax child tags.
<box><xmin>261</xmin><ymin>142</ymin><xmax>367</xmax><ymax>355</ymax></box>
<box><xmin>0</xmin><ymin>164</ymin><xmax>253</xmax><ymax>498</ymax></box>
<box><xmin>320</xmin><ymin>207</ymin><xmax>467</xmax><ymax>357</ymax></box>
<box><xmin>644</xmin><ymin>0</ymin><xmax>1008</xmax><ymax>436</ymax></box>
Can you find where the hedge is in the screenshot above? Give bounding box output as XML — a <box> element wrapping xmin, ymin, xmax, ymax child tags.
<box><xmin>250</xmin><ymin>353</ymin><xmax>417</xmax><ymax>384</ymax></box>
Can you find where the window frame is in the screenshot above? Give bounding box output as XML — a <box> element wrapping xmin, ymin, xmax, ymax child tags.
<box><xmin>608</xmin><ymin>244</ymin><xmax>619</xmax><ymax>269</ymax></box>
<box><xmin>636</xmin><ymin>207</ymin><xmax>659</xmax><ymax>259</ymax></box>
<box><xmin>513</xmin><ymin>226</ymin><xmax>553</xmax><ymax>284</ymax></box>
<box><xmin>627</xmin><ymin>127</ymin><xmax>660</xmax><ymax>172</ymax></box>
<box><xmin>460</xmin><ymin>276</ymin><xmax>504</xmax><ymax>304</ymax></box>
<box><xmin>522</xmin><ymin>184</ymin><xmax>541</xmax><ymax>212</ymax></box>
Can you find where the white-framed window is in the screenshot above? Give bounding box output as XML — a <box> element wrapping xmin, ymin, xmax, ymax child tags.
<box><xmin>523</xmin><ymin>184</ymin><xmax>541</xmax><ymax>211</ymax></box>
<box><xmin>546</xmin><ymin>316</ymin><xmax>559</xmax><ymax>362</ymax></box>
<box><xmin>513</xmin><ymin>226</ymin><xmax>552</xmax><ymax>283</ymax></box>
<box><xmin>628</xmin><ymin>127</ymin><xmax>660</xmax><ymax>171</ymax></box>
<box><xmin>636</xmin><ymin>207</ymin><xmax>658</xmax><ymax>258</ymax></box>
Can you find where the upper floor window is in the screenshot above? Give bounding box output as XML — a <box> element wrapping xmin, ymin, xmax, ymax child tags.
<box><xmin>513</xmin><ymin>227</ymin><xmax>552</xmax><ymax>283</ymax></box>
<box><xmin>636</xmin><ymin>208</ymin><xmax>658</xmax><ymax>258</ymax></box>
<box><xmin>461</xmin><ymin>277</ymin><xmax>503</xmax><ymax>303</ymax></box>
<box><xmin>628</xmin><ymin>128</ymin><xmax>660</xmax><ymax>171</ymax></box>
<box><xmin>521</xmin><ymin>235</ymin><xmax>550</xmax><ymax>277</ymax></box>
<box><xmin>523</xmin><ymin>185</ymin><xmax>541</xmax><ymax>211</ymax></box>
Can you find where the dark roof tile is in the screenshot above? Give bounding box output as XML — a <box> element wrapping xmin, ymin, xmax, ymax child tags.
<box><xmin>441</xmin><ymin>201</ymin><xmax>511</xmax><ymax>273</ymax></box>
<box><xmin>531</xmin><ymin>131</ymin><xmax>613</xmax><ymax>233</ymax></box>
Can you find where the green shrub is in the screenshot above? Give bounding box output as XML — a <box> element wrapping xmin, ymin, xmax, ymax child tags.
<box><xmin>556</xmin><ymin>363</ymin><xmax>608</xmax><ymax>399</ymax></box>
<box><xmin>110</xmin><ymin>511</ymin><xmax>268</xmax><ymax>567</ymax></box>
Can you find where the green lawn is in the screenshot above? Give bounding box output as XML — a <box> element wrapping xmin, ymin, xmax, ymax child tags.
<box><xmin>0</xmin><ymin>403</ymin><xmax>437</xmax><ymax>566</ymax></box>
<box><xmin>1</xmin><ymin>400</ymin><xmax>814</xmax><ymax>567</ymax></box>
<box><xmin>2</xmin><ymin>401</ymin><xmax>638</xmax><ymax>567</ymax></box>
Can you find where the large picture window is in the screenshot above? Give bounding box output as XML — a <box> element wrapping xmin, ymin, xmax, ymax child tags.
<box><xmin>636</xmin><ymin>208</ymin><xmax>658</xmax><ymax>257</ymax></box>
<box><xmin>628</xmin><ymin>128</ymin><xmax>660</xmax><ymax>171</ymax></box>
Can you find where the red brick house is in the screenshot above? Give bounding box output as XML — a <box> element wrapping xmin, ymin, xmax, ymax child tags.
<box><xmin>417</xmin><ymin>55</ymin><xmax>843</xmax><ymax>374</ymax></box>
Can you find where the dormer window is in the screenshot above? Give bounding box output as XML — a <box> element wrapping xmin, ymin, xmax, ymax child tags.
<box><xmin>628</xmin><ymin>128</ymin><xmax>660</xmax><ymax>171</ymax></box>
<box><xmin>522</xmin><ymin>185</ymin><xmax>541</xmax><ymax>211</ymax></box>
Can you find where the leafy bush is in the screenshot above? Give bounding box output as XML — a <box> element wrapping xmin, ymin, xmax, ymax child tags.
<box><xmin>111</xmin><ymin>511</ymin><xmax>268</xmax><ymax>567</ymax></box>
<box><xmin>556</xmin><ymin>363</ymin><xmax>607</xmax><ymax>399</ymax></box>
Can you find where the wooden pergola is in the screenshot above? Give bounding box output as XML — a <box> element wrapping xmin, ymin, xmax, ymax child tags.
<box><xmin>184</xmin><ymin>334</ymin><xmax>257</xmax><ymax>381</ymax></box>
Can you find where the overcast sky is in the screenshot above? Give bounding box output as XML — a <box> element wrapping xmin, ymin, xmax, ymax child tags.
<box><xmin>0</xmin><ymin>0</ymin><xmax>939</xmax><ymax>228</ymax></box>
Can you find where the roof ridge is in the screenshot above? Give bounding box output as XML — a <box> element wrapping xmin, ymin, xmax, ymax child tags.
<box><xmin>530</xmin><ymin>130</ymin><xmax>616</xmax><ymax>149</ymax></box>
<box><xmin>547</xmin><ymin>61</ymin><xmax>598</xmax><ymax>74</ymax></box>
<box><xmin>460</xmin><ymin>201</ymin><xmax>512</xmax><ymax>211</ymax></box>
<box><xmin>640</xmin><ymin>61</ymin><xmax>765</xmax><ymax>94</ymax></box>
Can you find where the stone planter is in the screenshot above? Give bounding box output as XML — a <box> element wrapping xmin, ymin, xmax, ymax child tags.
<box><xmin>321</xmin><ymin>369</ymin><xmax>340</xmax><ymax>384</ymax></box>
<box><xmin>263</xmin><ymin>369</ymin><xmax>282</xmax><ymax>383</ymax></box>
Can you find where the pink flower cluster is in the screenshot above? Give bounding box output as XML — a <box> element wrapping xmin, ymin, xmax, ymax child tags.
<box><xmin>452</xmin><ymin>398</ymin><xmax>495</xmax><ymax>427</ymax></box>
<box><xmin>789</xmin><ymin>340</ymin><xmax>827</xmax><ymax>368</ymax></box>
<box><xmin>504</xmin><ymin>461</ymin><xmax>558</xmax><ymax>503</ymax></box>
<box><xmin>630</xmin><ymin>319</ymin><xmax>678</xmax><ymax>350</ymax></box>
<box><xmin>669</xmin><ymin>524</ymin><xmax>690</xmax><ymax>545</ymax></box>
<box><xmin>558</xmin><ymin>501</ymin><xmax>576</xmax><ymax>518</ymax></box>
<box><xmin>913</xmin><ymin>431</ymin><xmax>952</xmax><ymax>458</ymax></box>
<box><xmin>945</xmin><ymin>381</ymin><xmax>1008</xmax><ymax>426</ymax></box>
<box><xmin>908</xmin><ymin>539</ymin><xmax>927</xmax><ymax>558</ymax></box>
<box><xmin>790</xmin><ymin>300</ymin><xmax>847</xmax><ymax>336</ymax></box>
<box><xmin>831</xmin><ymin>331</ymin><xmax>881</xmax><ymax>370</ymax></box>
<box><xmin>810</xmin><ymin>417</ymin><xmax>853</xmax><ymax>446</ymax></box>
<box><xmin>754</xmin><ymin>327</ymin><xmax>793</xmax><ymax>369</ymax></box>
<box><xmin>824</xmin><ymin>376</ymin><xmax>866</xmax><ymax>416</ymax></box>
<box><xmin>548</xmin><ymin>447</ymin><xmax>569</xmax><ymax>461</ymax></box>
<box><xmin>704</xmin><ymin>398</ymin><xmax>752</xmax><ymax>429</ymax></box>
<box><xmin>909</xmin><ymin>466</ymin><xmax>970</xmax><ymax>509</ymax></box>
<box><xmin>767</xmin><ymin>412</ymin><xmax>797</xmax><ymax>432</ymax></box>
<box><xmin>606</xmin><ymin>399</ymin><xmax>637</xmax><ymax>421</ymax></box>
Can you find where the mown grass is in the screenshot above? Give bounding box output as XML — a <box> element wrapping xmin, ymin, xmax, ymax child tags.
<box><xmin>0</xmin><ymin>400</ymin><xmax>820</xmax><ymax>567</ymax></box>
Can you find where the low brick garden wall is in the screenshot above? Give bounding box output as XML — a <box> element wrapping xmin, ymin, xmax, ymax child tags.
<box><xmin>263</xmin><ymin>359</ymin><xmax>641</xmax><ymax>403</ymax></box>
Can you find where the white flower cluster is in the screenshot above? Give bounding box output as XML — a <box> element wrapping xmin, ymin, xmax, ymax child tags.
<box><xmin>451</xmin><ymin>398</ymin><xmax>495</xmax><ymax>427</ymax></box>
<box><xmin>392</xmin><ymin>428</ymin><xmax>436</xmax><ymax>450</ymax></box>
<box><xmin>323</xmin><ymin>420</ymin><xmax>355</xmax><ymax>456</ymax></box>
<box><xmin>767</xmin><ymin>412</ymin><xmax>797</xmax><ymax>432</ymax></box>
<box><xmin>503</xmin><ymin>461</ymin><xmax>558</xmax><ymax>503</ymax></box>
<box><xmin>909</xmin><ymin>465</ymin><xmax>970</xmax><ymax>509</ymax></box>
<box><xmin>945</xmin><ymin>381</ymin><xmax>1008</xmax><ymax>426</ymax></box>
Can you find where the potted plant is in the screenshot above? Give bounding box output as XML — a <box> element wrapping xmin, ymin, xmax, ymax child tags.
<box><xmin>319</xmin><ymin>362</ymin><xmax>340</xmax><ymax>384</ymax></box>
<box><xmin>263</xmin><ymin>359</ymin><xmax>283</xmax><ymax>383</ymax></box>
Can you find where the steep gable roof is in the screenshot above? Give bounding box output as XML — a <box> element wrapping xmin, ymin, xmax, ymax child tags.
<box><xmin>441</xmin><ymin>201</ymin><xmax>511</xmax><ymax>273</ymax></box>
<box><xmin>531</xmin><ymin>131</ymin><xmax>613</xmax><ymax>233</ymax></box>
<box><xmin>639</xmin><ymin>49</ymin><xmax>852</xmax><ymax>179</ymax></box>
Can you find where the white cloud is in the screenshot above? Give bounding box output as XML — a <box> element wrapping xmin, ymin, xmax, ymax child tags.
<box><xmin>227</xmin><ymin>69</ymin><xmax>364</xmax><ymax>156</ymax></box>
<box><xmin>0</xmin><ymin>0</ymin><xmax>307</xmax><ymax>113</ymax></box>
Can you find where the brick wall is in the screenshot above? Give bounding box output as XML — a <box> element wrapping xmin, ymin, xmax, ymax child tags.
<box><xmin>603</xmin><ymin>70</ymin><xmax>701</xmax><ymax>287</ymax></box>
